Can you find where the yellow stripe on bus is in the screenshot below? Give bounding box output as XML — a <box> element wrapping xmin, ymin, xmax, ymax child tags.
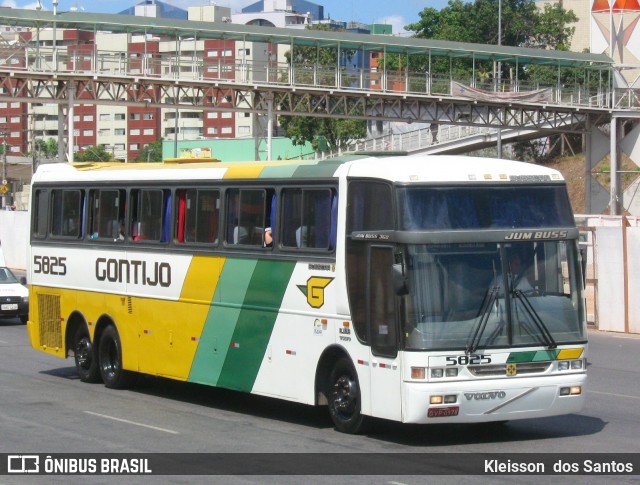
<box><xmin>180</xmin><ymin>255</ymin><xmax>224</xmax><ymax>303</ymax></box>
<box><xmin>556</xmin><ymin>348</ymin><xmax>584</xmax><ymax>360</ymax></box>
<box><xmin>223</xmin><ymin>164</ymin><xmax>266</xmax><ymax>179</ymax></box>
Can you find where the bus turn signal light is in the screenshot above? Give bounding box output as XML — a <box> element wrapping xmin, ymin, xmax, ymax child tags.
<box><xmin>411</xmin><ymin>367</ymin><xmax>426</xmax><ymax>379</ymax></box>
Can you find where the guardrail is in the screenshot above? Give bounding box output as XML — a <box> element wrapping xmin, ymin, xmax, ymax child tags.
<box><xmin>0</xmin><ymin>46</ymin><xmax>634</xmax><ymax>110</ymax></box>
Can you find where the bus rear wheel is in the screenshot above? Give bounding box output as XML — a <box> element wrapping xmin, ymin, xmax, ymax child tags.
<box><xmin>98</xmin><ymin>325</ymin><xmax>131</xmax><ymax>389</ymax></box>
<box><xmin>327</xmin><ymin>358</ymin><xmax>368</xmax><ymax>434</ymax></box>
<box><xmin>74</xmin><ymin>327</ymin><xmax>101</xmax><ymax>383</ymax></box>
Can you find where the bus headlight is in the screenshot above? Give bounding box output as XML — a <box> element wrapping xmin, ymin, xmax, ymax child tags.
<box><xmin>431</xmin><ymin>368</ymin><xmax>444</xmax><ymax>378</ymax></box>
<box><xmin>430</xmin><ymin>367</ymin><xmax>459</xmax><ymax>378</ymax></box>
<box><xmin>430</xmin><ymin>395</ymin><xmax>457</xmax><ymax>404</ymax></box>
<box><xmin>445</xmin><ymin>367</ymin><xmax>459</xmax><ymax>377</ymax></box>
<box><xmin>560</xmin><ymin>386</ymin><xmax>582</xmax><ymax>396</ymax></box>
<box><xmin>558</xmin><ymin>359</ymin><xmax>583</xmax><ymax>371</ymax></box>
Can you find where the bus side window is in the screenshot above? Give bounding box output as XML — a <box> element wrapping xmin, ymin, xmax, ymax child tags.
<box><xmin>226</xmin><ymin>188</ymin><xmax>267</xmax><ymax>247</ymax></box>
<box><xmin>282</xmin><ymin>188</ymin><xmax>334</xmax><ymax>250</ymax></box>
<box><xmin>50</xmin><ymin>189</ymin><xmax>83</xmax><ymax>238</ymax></box>
<box><xmin>178</xmin><ymin>188</ymin><xmax>220</xmax><ymax>244</ymax></box>
<box><xmin>130</xmin><ymin>189</ymin><xmax>166</xmax><ymax>242</ymax></box>
<box><xmin>88</xmin><ymin>189</ymin><xmax>125</xmax><ymax>240</ymax></box>
<box><xmin>32</xmin><ymin>189</ymin><xmax>49</xmax><ymax>239</ymax></box>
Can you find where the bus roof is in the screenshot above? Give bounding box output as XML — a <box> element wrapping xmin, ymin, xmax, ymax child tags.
<box><xmin>345</xmin><ymin>155</ymin><xmax>565</xmax><ymax>183</ymax></box>
<box><xmin>31</xmin><ymin>155</ymin><xmax>564</xmax><ymax>184</ymax></box>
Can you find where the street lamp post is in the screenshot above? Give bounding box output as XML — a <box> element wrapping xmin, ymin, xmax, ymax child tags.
<box><xmin>35</xmin><ymin>1</ymin><xmax>41</xmax><ymax>70</ymax></box>
<box><xmin>52</xmin><ymin>0</ymin><xmax>58</xmax><ymax>67</ymax></box>
<box><xmin>1</xmin><ymin>133</ymin><xmax>8</xmax><ymax>209</ymax></box>
<box><xmin>497</xmin><ymin>0</ymin><xmax>503</xmax><ymax>158</ymax></box>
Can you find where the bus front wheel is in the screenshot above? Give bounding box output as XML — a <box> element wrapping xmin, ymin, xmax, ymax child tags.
<box><xmin>98</xmin><ymin>325</ymin><xmax>131</xmax><ymax>389</ymax></box>
<box><xmin>327</xmin><ymin>358</ymin><xmax>368</xmax><ymax>434</ymax></box>
<box><xmin>74</xmin><ymin>327</ymin><xmax>101</xmax><ymax>383</ymax></box>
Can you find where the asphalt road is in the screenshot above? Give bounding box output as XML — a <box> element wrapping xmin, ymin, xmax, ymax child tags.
<box><xmin>0</xmin><ymin>316</ymin><xmax>638</xmax><ymax>484</ymax></box>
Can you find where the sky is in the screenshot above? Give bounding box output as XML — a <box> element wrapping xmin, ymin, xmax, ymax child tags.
<box><xmin>0</xmin><ymin>0</ymin><xmax>448</xmax><ymax>35</ymax></box>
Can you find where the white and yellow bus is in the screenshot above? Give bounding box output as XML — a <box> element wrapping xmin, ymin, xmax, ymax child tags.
<box><xmin>27</xmin><ymin>154</ymin><xmax>587</xmax><ymax>433</ymax></box>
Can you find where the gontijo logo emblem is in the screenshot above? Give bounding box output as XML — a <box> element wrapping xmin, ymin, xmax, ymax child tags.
<box><xmin>297</xmin><ymin>277</ymin><xmax>334</xmax><ymax>308</ymax></box>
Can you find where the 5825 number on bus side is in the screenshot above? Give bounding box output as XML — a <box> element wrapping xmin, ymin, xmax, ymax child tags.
<box><xmin>33</xmin><ymin>255</ymin><xmax>67</xmax><ymax>276</ymax></box>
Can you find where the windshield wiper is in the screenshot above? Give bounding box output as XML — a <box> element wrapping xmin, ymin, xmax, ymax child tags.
<box><xmin>512</xmin><ymin>290</ymin><xmax>557</xmax><ymax>349</ymax></box>
<box><xmin>466</xmin><ymin>286</ymin><xmax>498</xmax><ymax>354</ymax></box>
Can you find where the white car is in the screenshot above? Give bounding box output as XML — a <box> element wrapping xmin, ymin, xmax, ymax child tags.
<box><xmin>0</xmin><ymin>267</ymin><xmax>29</xmax><ymax>324</ymax></box>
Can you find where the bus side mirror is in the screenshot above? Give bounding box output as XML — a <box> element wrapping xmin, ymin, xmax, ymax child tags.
<box><xmin>20</xmin><ymin>277</ymin><xmax>27</xmax><ymax>285</ymax></box>
<box><xmin>392</xmin><ymin>263</ymin><xmax>409</xmax><ymax>296</ymax></box>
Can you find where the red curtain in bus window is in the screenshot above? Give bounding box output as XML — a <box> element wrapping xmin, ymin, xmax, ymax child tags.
<box><xmin>177</xmin><ymin>190</ymin><xmax>186</xmax><ymax>243</ymax></box>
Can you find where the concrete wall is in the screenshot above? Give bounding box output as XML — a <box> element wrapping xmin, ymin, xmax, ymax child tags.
<box><xmin>0</xmin><ymin>209</ymin><xmax>29</xmax><ymax>270</ymax></box>
<box><xmin>162</xmin><ymin>137</ymin><xmax>314</xmax><ymax>161</ymax></box>
<box><xmin>578</xmin><ymin>215</ymin><xmax>640</xmax><ymax>334</ymax></box>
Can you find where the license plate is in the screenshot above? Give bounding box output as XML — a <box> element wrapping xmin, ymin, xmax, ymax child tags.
<box><xmin>428</xmin><ymin>406</ymin><xmax>459</xmax><ymax>418</ymax></box>
<box><xmin>1</xmin><ymin>304</ymin><xmax>18</xmax><ymax>311</ymax></box>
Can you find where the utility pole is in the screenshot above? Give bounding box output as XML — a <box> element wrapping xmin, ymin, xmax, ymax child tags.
<box><xmin>1</xmin><ymin>131</ymin><xmax>8</xmax><ymax>209</ymax></box>
<box><xmin>1</xmin><ymin>133</ymin><xmax>6</xmax><ymax>182</ymax></box>
<box><xmin>31</xmin><ymin>113</ymin><xmax>38</xmax><ymax>174</ymax></box>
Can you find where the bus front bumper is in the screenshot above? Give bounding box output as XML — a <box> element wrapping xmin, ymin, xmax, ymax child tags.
<box><xmin>402</xmin><ymin>373</ymin><xmax>587</xmax><ymax>424</ymax></box>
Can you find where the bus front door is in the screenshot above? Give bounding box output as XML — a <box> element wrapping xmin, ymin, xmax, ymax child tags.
<box><xmin>367</xmin><ymin>246</ymin><xmax>402</xmax><ymax>422</ymax></box>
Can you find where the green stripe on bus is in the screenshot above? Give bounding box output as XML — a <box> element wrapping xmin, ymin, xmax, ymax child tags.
<box><xmin>532</xmin><ymin>350</ymin><xmax>559</xmax><ymax>361</ymax></box>
<box><xmin>188</xmin><ymin>258</ymin><xmax>257</xmax><ymax>386</ymax></box>
<box><xmin>507</xmin><ymin>350</ymin><xmax>560</xmax><ymax>363</ymax></box>
<box><xmin>217</xmin><ymin>259</ymin><xmax>296</xmax><ymax>392</ymax></box>
<box><xmin>292</xmin><ymin>161</ymin><xmax>342</xmax><ymax>178</ymax></box>
<box><xmin>259</xmin><ymin>164</ymin><xmax>301</xmax><ymax>179</ymax></box>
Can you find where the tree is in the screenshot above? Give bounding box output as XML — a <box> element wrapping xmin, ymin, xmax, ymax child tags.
<box><xmin>396</xmin><ymin>0</ymin><xmax>577</xmax><ymax>80</ymax></box>
<box><xmin>398</xmin><ymin>0</ymin><xmax>580</xmax><ymax>163</ymax></box>
<box><xmin>132</xmin><ymin>140</ymin><xmax>163</xmax><ymax>162</ymax></box>
<box><xmin>279</xmin><ymin>25</ymin><xmax>367</xmax><ymax>153</ymax></box>
<box><xmin>406</xmin><ymin>0</ymin><xmax>575</xmax><ymax>48</ymax></box>
<box><xmin>32</xmin><ymin>138</ymin><xmax>58</xmax><ymax>159</ymax></box>
<box><xmin>73</xmin><ymin>145</ymin><xmax>113</xmax><ymax>162</ymax></box>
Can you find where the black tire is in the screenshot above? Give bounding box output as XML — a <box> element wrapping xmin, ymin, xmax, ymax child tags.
<box><xmin>74</xmin><ymin>326</ymin><xmax>101</xmax><ymax>383</ymax></box>
<box><xmin>98</xmin><ymin>325</ymin><xmax>131</xmax><ymax>389</ymax></box>
<box><xmin>327</xmin><ymin>358</ymin><xmax>368</xmax><ymax>434</ymax></box>
<box><xmin>19</xmin><ymin>315</ymin><xmax>28</xmax><ymax>325</ymax></box>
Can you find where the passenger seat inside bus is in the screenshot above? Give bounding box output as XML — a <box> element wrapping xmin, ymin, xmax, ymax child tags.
<box><xmin>233</xmin><ymin>226</ymin><xmax>249</xmax><ymax>244</ymax></box>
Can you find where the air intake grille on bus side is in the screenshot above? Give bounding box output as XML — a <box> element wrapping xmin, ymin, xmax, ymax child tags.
<box><xmin>37</xmin><ymin>294</ymin><xmax>62</xmax><ymax>349</ymax></box>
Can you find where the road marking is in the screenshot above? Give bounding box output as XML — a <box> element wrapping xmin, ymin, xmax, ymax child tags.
<box><xmin>84</xmin><ymin>411</ymin><xmax>179</xmax><ymax>434</ymax></box>
<box><xmin>588</xmin><ymin>390</ymin><xmax>640</xmax><ymax>401</ymax></box>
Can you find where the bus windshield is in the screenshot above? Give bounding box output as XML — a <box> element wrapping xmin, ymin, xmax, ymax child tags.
<box><xmin>402</xmin><ymin>241</ymin><xmax>586</xmax><ymax>351</ymax></box>
<box><xmin>398</xmin><ymin>186</ymin><xmax>574</xmax><ymax>230</ymax></box>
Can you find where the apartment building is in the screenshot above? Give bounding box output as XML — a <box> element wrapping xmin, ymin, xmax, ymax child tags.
<box><xmin>0</xmin><ymin>3</ymin><xmax>241</xmax><ymax>161</ymax></box>
<box><xmin>1</xmin><ymin>0</ymin><xmax>388</xmax><ymax>162</ymax></box>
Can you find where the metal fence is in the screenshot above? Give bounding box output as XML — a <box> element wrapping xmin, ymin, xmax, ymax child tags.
<box><xmin>0</xmin><ymin>46</ymin><xmax>634</xmax><ymax>110</ymax></box>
